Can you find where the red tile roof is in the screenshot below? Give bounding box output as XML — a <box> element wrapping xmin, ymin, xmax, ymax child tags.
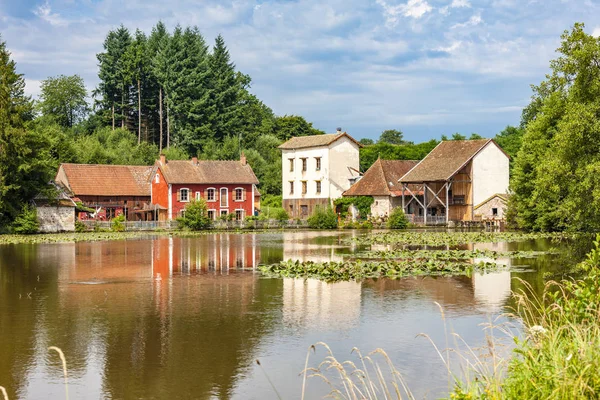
<box><xmin>343</xmin><ymin>159</ymin><xmax>418</xmax><ymax>197</ymax></box>
<box><xmin>157</xmin><ymin>160</ymin><xmax>259</xmax><ymax>185</ymax></box>
<box><xmin>56</xmin><ymin>164</ymin><xmax>152</xmax><ymax>197</ymax></box>
<box><xmin>400</xmin><ymin>139</ymin><xmax>505</xmax><ymax>183</ymax></box>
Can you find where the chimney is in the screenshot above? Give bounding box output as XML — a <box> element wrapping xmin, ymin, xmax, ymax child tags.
<box><xmin>240</xmin><ymin>151</ymin><xmax>247</xmax><ymax>166</ymax></box>
<box><xmin>191</xmin><ymin>157</ymin><xmax>198</xmax><ymax>165</ymax></box>
<box><xmin>160</xmin><ymin>154</ymin><xmax>166</xmax><ymax>165</ymax></box>
<box><xmin>336</xmin><ymin>127</ymin><xmax>342</xmax><ymax>133</ymax></box>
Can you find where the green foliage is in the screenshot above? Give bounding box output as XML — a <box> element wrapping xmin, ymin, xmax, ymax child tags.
<box><xmin>270</xmin><ymin>115</ymin><xmax>325</xmax><ymax>141</ymax></box>
<box><xmin>333</xmin><ymin>196</ymin><xmax>374</xmax><ymax>219</ymax></box>
<box><xmin>307</xmin><ymin>206</ymin><xmax>338</xmax><ymax>229</ymax></box>
<box><xmin>359</xmin><ymin>140</ymin><xmax>438</xmax><ymax>172</ymax></box>
<box><xmin>258</xmin><ymin>206</ymin><xmax>288</xmax><ymax>221</ymax></box>
<box><xmin>509</xmin><ymin>23</ymin><xmax>600</xmax><ymax>231</ymax></box>
<box><xmin>11</xmin><ymin>205</ymin><xmax>39</xmax><ymax>234</ymax></box>
<box><xmin>494</xmin><ymin>125</ymin><xmax>524</xmax><ymax>167</ymax></box>
<box><xmin>387</xmin><ymin>207</ymin><xmax>409</xmax><ymax>229</ymax></box>
<box><xmin>74</xmin><ymin>220</ymin><xmax>87</xmax><ymax>233</ymax></box>
<box><xmin>38</xmin><ymin>74</ymin><xmax>88</xmax><ymax>128</ymax></box>
<box><xmin>261</xmin><ymin>194</ymin><xmax>282</xmax><ymax>208</ymax></box>
<box><xmin>378</xmin><ymin>129</ymin><xmax>405</xmax><ymax>145</ymax></box>
<box><xmin>111</xmin><ymin>214</ymin><xmax>126</xmax><ymax>232</ymax></box>
<box><xmin>177</xmin><ymin>199</ymin><xmax>212</xmax><ymax>230</ymax></box>
<box><xmin>359</xmin><ymin>138</ymin><xmax>374</xmax><ymax>145</ymax></box>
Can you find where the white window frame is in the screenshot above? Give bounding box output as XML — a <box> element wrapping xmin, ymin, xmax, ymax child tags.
<box><xmin>207</xmin><ymin>209</ymin><xmax>216</xmax><ymax>220</ymax></box>
<box><xmin>180</xmin><ymin>188</ymin><xmax>190</xmax><ymax>202</ymax></box>
<box><xmin>234</xmin><ymin>187</ymin><xmax>244</xmax><ymax>202</ymax></box>
<box><xmin>155</xmin><ymin>173</ymin><xmax>160</xmax><ymax>184</ymax></box>
<box><xmin>301</xmin><ymin>180</ymin><xmax>307</xmax><ymax>195</ymax></box>
<box><xmin>206</xmin><ymin>187</ymin><xmax>216</xmax><ymax>202</ymax></box>
<box><xmin>289</xmin><ymin>158</ymin><xmax>294</xmax><ymax>172</ymax></box>
<box><xmin>220</xmin><ymin>188</ymin><xmax>228</xmax><ymax>208</ymax></box>
<box><xmin>195</xmin><ymin>191</ymin><xmax>201</xmax><ymax>201</ymax></box>
<box><xmin>235</xmin><ymin>209</ymin><xmax>244</xmax><ymax>221</ymax></box>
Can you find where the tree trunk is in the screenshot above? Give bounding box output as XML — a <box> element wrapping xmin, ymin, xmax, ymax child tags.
<box><xmin>159</xmin><ymin>87</ymin><xmax>163</xmax><ymax>153</ymax></box>
<box><xmin>121</xmin><ymin>89</ymin><xmax>125</xmax><ymax>129</ymax></box>
<box><xmin>112</xmin><ymin>103</ymin><xmax>115</xmax><ymax>131</ymax></box>
<box><xmin>137</xmin><ymin>79</ymin><xmax>141</xmax><ymax>144</ymax></box>
<box><xmin>166</xmin><ymin>92</ymin><xmax>170</xmax><ymax>149</ymax></box>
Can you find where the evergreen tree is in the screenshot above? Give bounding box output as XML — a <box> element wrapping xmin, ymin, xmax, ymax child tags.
<box><xmin>123</xmin><ymin>29</ymin><xmax>148</xmax><ymax>144</ymax></box>
<box><xmin>147</xmin><ymin>21</ymin><xmax>170</xmax><ymax>149</ymax></box>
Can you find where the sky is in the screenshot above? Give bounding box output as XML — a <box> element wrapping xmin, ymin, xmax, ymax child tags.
<box><xmin>1</xmin><ymin>0</ymin><xmax>599</xmax><ymax>142</ymax></box>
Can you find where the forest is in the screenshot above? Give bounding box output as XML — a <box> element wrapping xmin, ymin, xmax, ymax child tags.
<box><xmin>0</xmin><ymin>22</ymin><xmax>524</xmax><ymax>228</ymax></box>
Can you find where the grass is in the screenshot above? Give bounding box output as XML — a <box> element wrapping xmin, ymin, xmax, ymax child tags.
<box><xmin>297</xmin><ymin>234</ymin><xmax>600</xmax><ymax>399</ymax></box>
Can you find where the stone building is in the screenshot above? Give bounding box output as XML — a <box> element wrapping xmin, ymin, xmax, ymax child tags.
<box><xmin>34</xmin><ymin>183</ymin><xmax>76</xmax><ymax>232</ymax></box>
<box><xmin>279</xmin><ymin>130</ymin><xmax>361</xmax><ymax>219</ymax></box>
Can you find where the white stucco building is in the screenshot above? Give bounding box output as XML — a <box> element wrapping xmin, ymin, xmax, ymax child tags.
<box><xmin>279</xmin><ymin>130</ymin><xmax>361</xmax><ymax>219</ymax></box>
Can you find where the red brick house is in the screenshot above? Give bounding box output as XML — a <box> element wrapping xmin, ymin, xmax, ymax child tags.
<box><xmin>151</xmin><ymin>154</ymin><xmax>259</xmax><ymax>221</ymax></box>
<box><xmin>55</xmin><ymin>163</ymin><xmax>153</xmax><ymax>221</ymax></box>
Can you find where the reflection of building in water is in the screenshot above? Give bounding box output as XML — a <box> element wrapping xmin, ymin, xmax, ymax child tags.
<box><xmin>152</xmin><ymin>234</ymin><xmax>260</xmax><ymax>278</ymax></box>
<box><xmin>472</xmin><ymin>242</ymin><xmax>512</xmax><ymax>312</ymax></box>
<box><xmin>282</xmin><ymin>278</ymin><xmax>361</xmax><ymax>330</ymax></box>
<box><xmin>281</xmin><ymin>231</ymin><xmax>347</xmax><ymax>262</ymax></box>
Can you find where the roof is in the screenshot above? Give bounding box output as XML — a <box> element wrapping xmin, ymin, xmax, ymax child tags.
<box><xmin>278</xmin><ymin>132</ymin><xmax>362</xmax><ymax>150</ymax></box>
<box><xmin>57</xmin><ymin>164</ymin><xmax>153</xmax><ymax>197</ymax></box>
<box><xmin>474</xmin><ymin>193</ymin><xmax>509</xmax><ymax>210</ymax></box>
<box><xmin>400</xmin><ymin>139</ymin><xmax>506</xmax><ymax>183</ymax></box>
<box><xmin>343</xmin><ymin>159</ymin><xmax>418</xmax><ymax>197</ymax></box>
<box><xmin>157</xmin><ymin>160</ymin><xmax>259</xmax><ymax>185</ymax></box>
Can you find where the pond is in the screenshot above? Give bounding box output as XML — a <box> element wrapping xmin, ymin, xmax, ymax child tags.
<box><xmin>0</xmin><ymin>231</ymin><xmax>589</xmax><ymax>399</ymax></box>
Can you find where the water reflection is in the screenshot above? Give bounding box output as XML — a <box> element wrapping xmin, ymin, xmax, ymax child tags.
<box><xmin>0</xmin><ymin>232</ymin><xmax>585</xmax><ymax>400</ymax></box>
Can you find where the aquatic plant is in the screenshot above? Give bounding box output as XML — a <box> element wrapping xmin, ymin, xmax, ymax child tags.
<box><xmin>356</xmin><ymin>248</ymin><xmax>558</xmax><ymax>261</ymax></box>
<box><xmin>259</xmin><ymin>259</ymin><xmax>502</xmax><ymax>282</ymax></box>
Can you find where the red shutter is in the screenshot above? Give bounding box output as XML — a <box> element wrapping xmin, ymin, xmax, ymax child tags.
<box><xmin>204</xmin><ymin>189</ymin><xmax>208</xmax><ymax>199</ymax></box>
<box><xmin>176</xmin><ymin>189</ymin><xmax>181</xmax><ymax>202</ymax></box>
<box><xmin>242</xmin><ymin>188</ymin><xmax>246</xmax><ymax>201</ymax></box>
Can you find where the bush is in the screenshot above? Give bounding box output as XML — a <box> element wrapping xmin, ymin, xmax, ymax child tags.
<box><xmin>262</xmin><ymin>194</ymin><xmax>282</xmax><ymax>208</ymax></box>
<box><xmin>12</xmin><ymin>206</ymin><xmax>39</xmax><ymax>234</ymax></box>
<box><xmin>307</xmin><ymin>206</ymin><xmax>338</xmax><ymax>229</ymax></box>
<box><xmin>333</xmin><ymin>196</ymin><xmax>374</xmax><ymax>219</ymax></box>
<box><xmin>111</xmin><ymin>214</ymin><xmax>126</xmax><ymax>232</ymax></box>
<box><xmin>177</xmin><ymin>199</ymin><xmax>211</xmax><ymax>230</ymax></box>
<box><xmin>387</xmin><ymin>207</ymin><xmax>408</xmax><ymax>229</ymax></box>
<box><xmin>75</xmin><ymin>220</ymin><xmax>87</xmax><ymax>232</ymax></box>
<box><xmin>258</xmin><ymin>206</ymin><xmax>289</xmax><ymax>221</ymax></box>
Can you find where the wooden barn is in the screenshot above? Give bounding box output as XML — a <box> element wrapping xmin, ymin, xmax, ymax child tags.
<box><xmin>399</xmin><ymin>139</ymin><xmax>509</xmax><ymax>225</ymax></box>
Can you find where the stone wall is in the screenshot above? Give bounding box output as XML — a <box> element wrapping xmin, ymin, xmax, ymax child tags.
<box><xmin>474</xmin><ymin>196</ymin><xmax>507</xmax><ymax>220</ymax></box>
<box><xmin>37</xmin><ymin>206</ymin><xmax>75</xmax><ymax>233</ymax></box>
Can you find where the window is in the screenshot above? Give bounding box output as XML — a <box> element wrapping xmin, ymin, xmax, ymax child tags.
<box><xmin>289</xmin><ymin>181</ymin><xmax>294</xmax><ymax>195</ymax></box>
<box><xmin>220</xmin><ymin>210</ymin><xmax>228</xmax><ymax>216</ymax></box>
<box><xmin>235</xmin><ymin>188</ymin><xmax>243</xmax><ymax>201</ymax></box>
<box><xmin>235</xmin><ymin>209</ymin><xmax>244</xmax><ymax>221</ymax></box>
<box><xmin>195</xmin><ymin>191</ymin><xmax>201</xmax><ymax>200</ymax></box>
<box><xmin>155</xmin><ymin>173</ymin><xmax>159</xmax><ymax>184</ymax></box>
<box><xmin>492</xmin><ymin>208</ymin><xmax>498</xmax><ymax>216</ymax></box>
<box><xmin>208</xmin><ymin>210</ymin><xmax>216</xmax><ymax>220</ymax></box>
<box><xmin>301</xmin><ymin>205</ymin><xmax>308</xmax><ymax>216</ymax></box>
<box><xmin>302</xmin><ymin>181</ymin><xmax>307</xmax><ymax>194</ymax></box>
<box><xmin>179</xmin><ymin>188</ymin><xmax>189</xmax><ymax>202</ymax></box>
<box><xmin>315</xmin><ymin>180</ymin><xmax>321</xmax><ymax>194</ymax></box>
<box><xmin>289</xmin><ymin>158</ymin><xmax>294</xmax><ymax>172</ymax></box>
<box><xmin>315</xmin><ymin>157</ymin><xmax>321</xmax><ymax>171</ymax></box>
<box><xmin>220</xmin><ymin>188</ymin><xmax>228</xmax><ymax>207</ymax></box>
<box><xmin>301</xmin><ymin>158</ymin><xmax>307</xmax><ymax>172</ymax></box>
<box><xmin>453</xmin><ymin>195</ymin><xmax>465</xmax><ymax>205</ymax></box>
<box><xmin>207</xmin><ymin>188</ymin><xmax>215</xmax><ymax>202</ymax></box>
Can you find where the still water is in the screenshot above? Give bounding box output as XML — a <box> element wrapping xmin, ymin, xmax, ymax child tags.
<box><xmin>0</xmin><ymin>231</ymin><xmax>585</xmax><ymax>399</ymax></box>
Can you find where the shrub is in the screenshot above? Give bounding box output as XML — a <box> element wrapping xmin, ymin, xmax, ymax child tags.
<box><xmin>258</xmin><ymin>206</ymin><xmax>289</xmax><ymax>221</ymax></box>
<box><xmin>307</xmin><ymin>206</ymin><xmax>338</xmax><ymax>229</ymax></box>
<box><xmin>387</xmin><ymin>207</ymin><xmax>408</xmax><ymax>229</ymax></box>
<box><xmin>74</xmin><ymin>220</ymin><xmax>87</xmax><ymax>232</ymax></box>
<box><xmin>177</xmin><ymin>199</ymin><xmax>211</xmax><ymax>230</ymax></box>
<box><xmin>262</xmin><ymin>194</ymin><xmax>282</xmax><ymax>208</ymax></box>
<box><xmin>333</xmin><ymin>196</ymin><xmax>374</xmax><ymax>219</ymax></box>
<box><xmin>12</xmin><ymin>205</ymin><xmax>39</xmax><ymax>234</ymax></box>
<box><xmin>111</xmin><ymin>214</ymin><xmax>126</xmax><ymax>232</ymax></box>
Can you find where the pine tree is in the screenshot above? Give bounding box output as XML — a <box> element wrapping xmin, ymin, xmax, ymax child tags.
<box><xmin>124</xmin><ymin>29</ymin><xmax>148</xmax><ymax>144</ymax></box>
<box><xmin>148</xmin><ymin>21</ymin><xmax>171</xmax><ymax>152</ymax></box>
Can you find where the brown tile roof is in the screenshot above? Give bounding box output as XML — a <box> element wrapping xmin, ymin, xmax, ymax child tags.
<box><xmin>400</xmin><ymin>139</ymin><xmax>504</xmax><ymax>183</ymax></box>
<box><xmin>278</xmin><ymin>132</ymin><xmax>362</xmax><ymax>150</ymax></box>
<box><xmin>57</xmin><ymin>164</ymin><xmax>152</xmax><ymax>197</ymax></box>
<box><xmin>343</xmin><ymin>159</ymin><xmax>418</xmax><ymax>197</ymax></box>
<box><xmin>157</xmin><ymin>160</ymin><xmax>259</xmax><ymax>185</ymax></box>
<box><xmin>474</xmin><ymin>193</ymin><xmax>509</xmax><ymax>210</ymax></box>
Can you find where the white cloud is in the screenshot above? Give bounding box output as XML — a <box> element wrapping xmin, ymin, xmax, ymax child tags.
<box><xmin>451</xmin><ymin>14</ymin><xmax>482</xmax><ymax>29</ymax></box>
<box><xmin>593</xmin><ymin>26</ymin><xmax>600</xmax><ymax>37</ymax></box>
<box><xmin>451</xmin><ymin>0</ymin><xmax>471</xmax><ymax>8</ymax></box>
<box><xmin>34</xmin><ymin>1</ymin><xmax>69</xmax><ymax>27</ymax></box>
<box><xmin>24</xmin><ymin>79</ymin><xmax>42</xmax><ymax>98</ymax></box>
<box><xmin>377</xmin><ymin>0</ymin><xmax>433</xmax><ymax>27</ymax></box>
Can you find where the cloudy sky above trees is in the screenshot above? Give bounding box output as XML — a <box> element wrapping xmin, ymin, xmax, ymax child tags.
<box><xmin>1</xmin><ymin>0</ymin><xmax>599</xmax><ymax>141</ymax></box>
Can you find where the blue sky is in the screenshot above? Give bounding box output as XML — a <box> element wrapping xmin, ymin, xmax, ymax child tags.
<box><xmin>1</xmin><ymin>0</ymin><xmax>599</xmax><ymax>142</ymax></box>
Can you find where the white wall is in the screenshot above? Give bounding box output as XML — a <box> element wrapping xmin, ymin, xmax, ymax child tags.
<box><xmin>37</xmin><ymin>206</ymin><xmax>75</xmax><ymax>232</ymax></box>
<box><xmin>472</xmin><ymin>143</ymin><xmax>509</xmax><ymax>206</ymax></box>
<box><xmin>281</xmin><ymin>147</ymin><xmax>330</xmax><ymax>201</ymax></box>
<box><xmin>371</xmin><ymin>196</ymin><xmax>391</xmax><ymax>217</ymax></box>
<box><xmin>328</xmin><ymin>136</ymin><xmax>360</xmax><ymax>199</ymax></box>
